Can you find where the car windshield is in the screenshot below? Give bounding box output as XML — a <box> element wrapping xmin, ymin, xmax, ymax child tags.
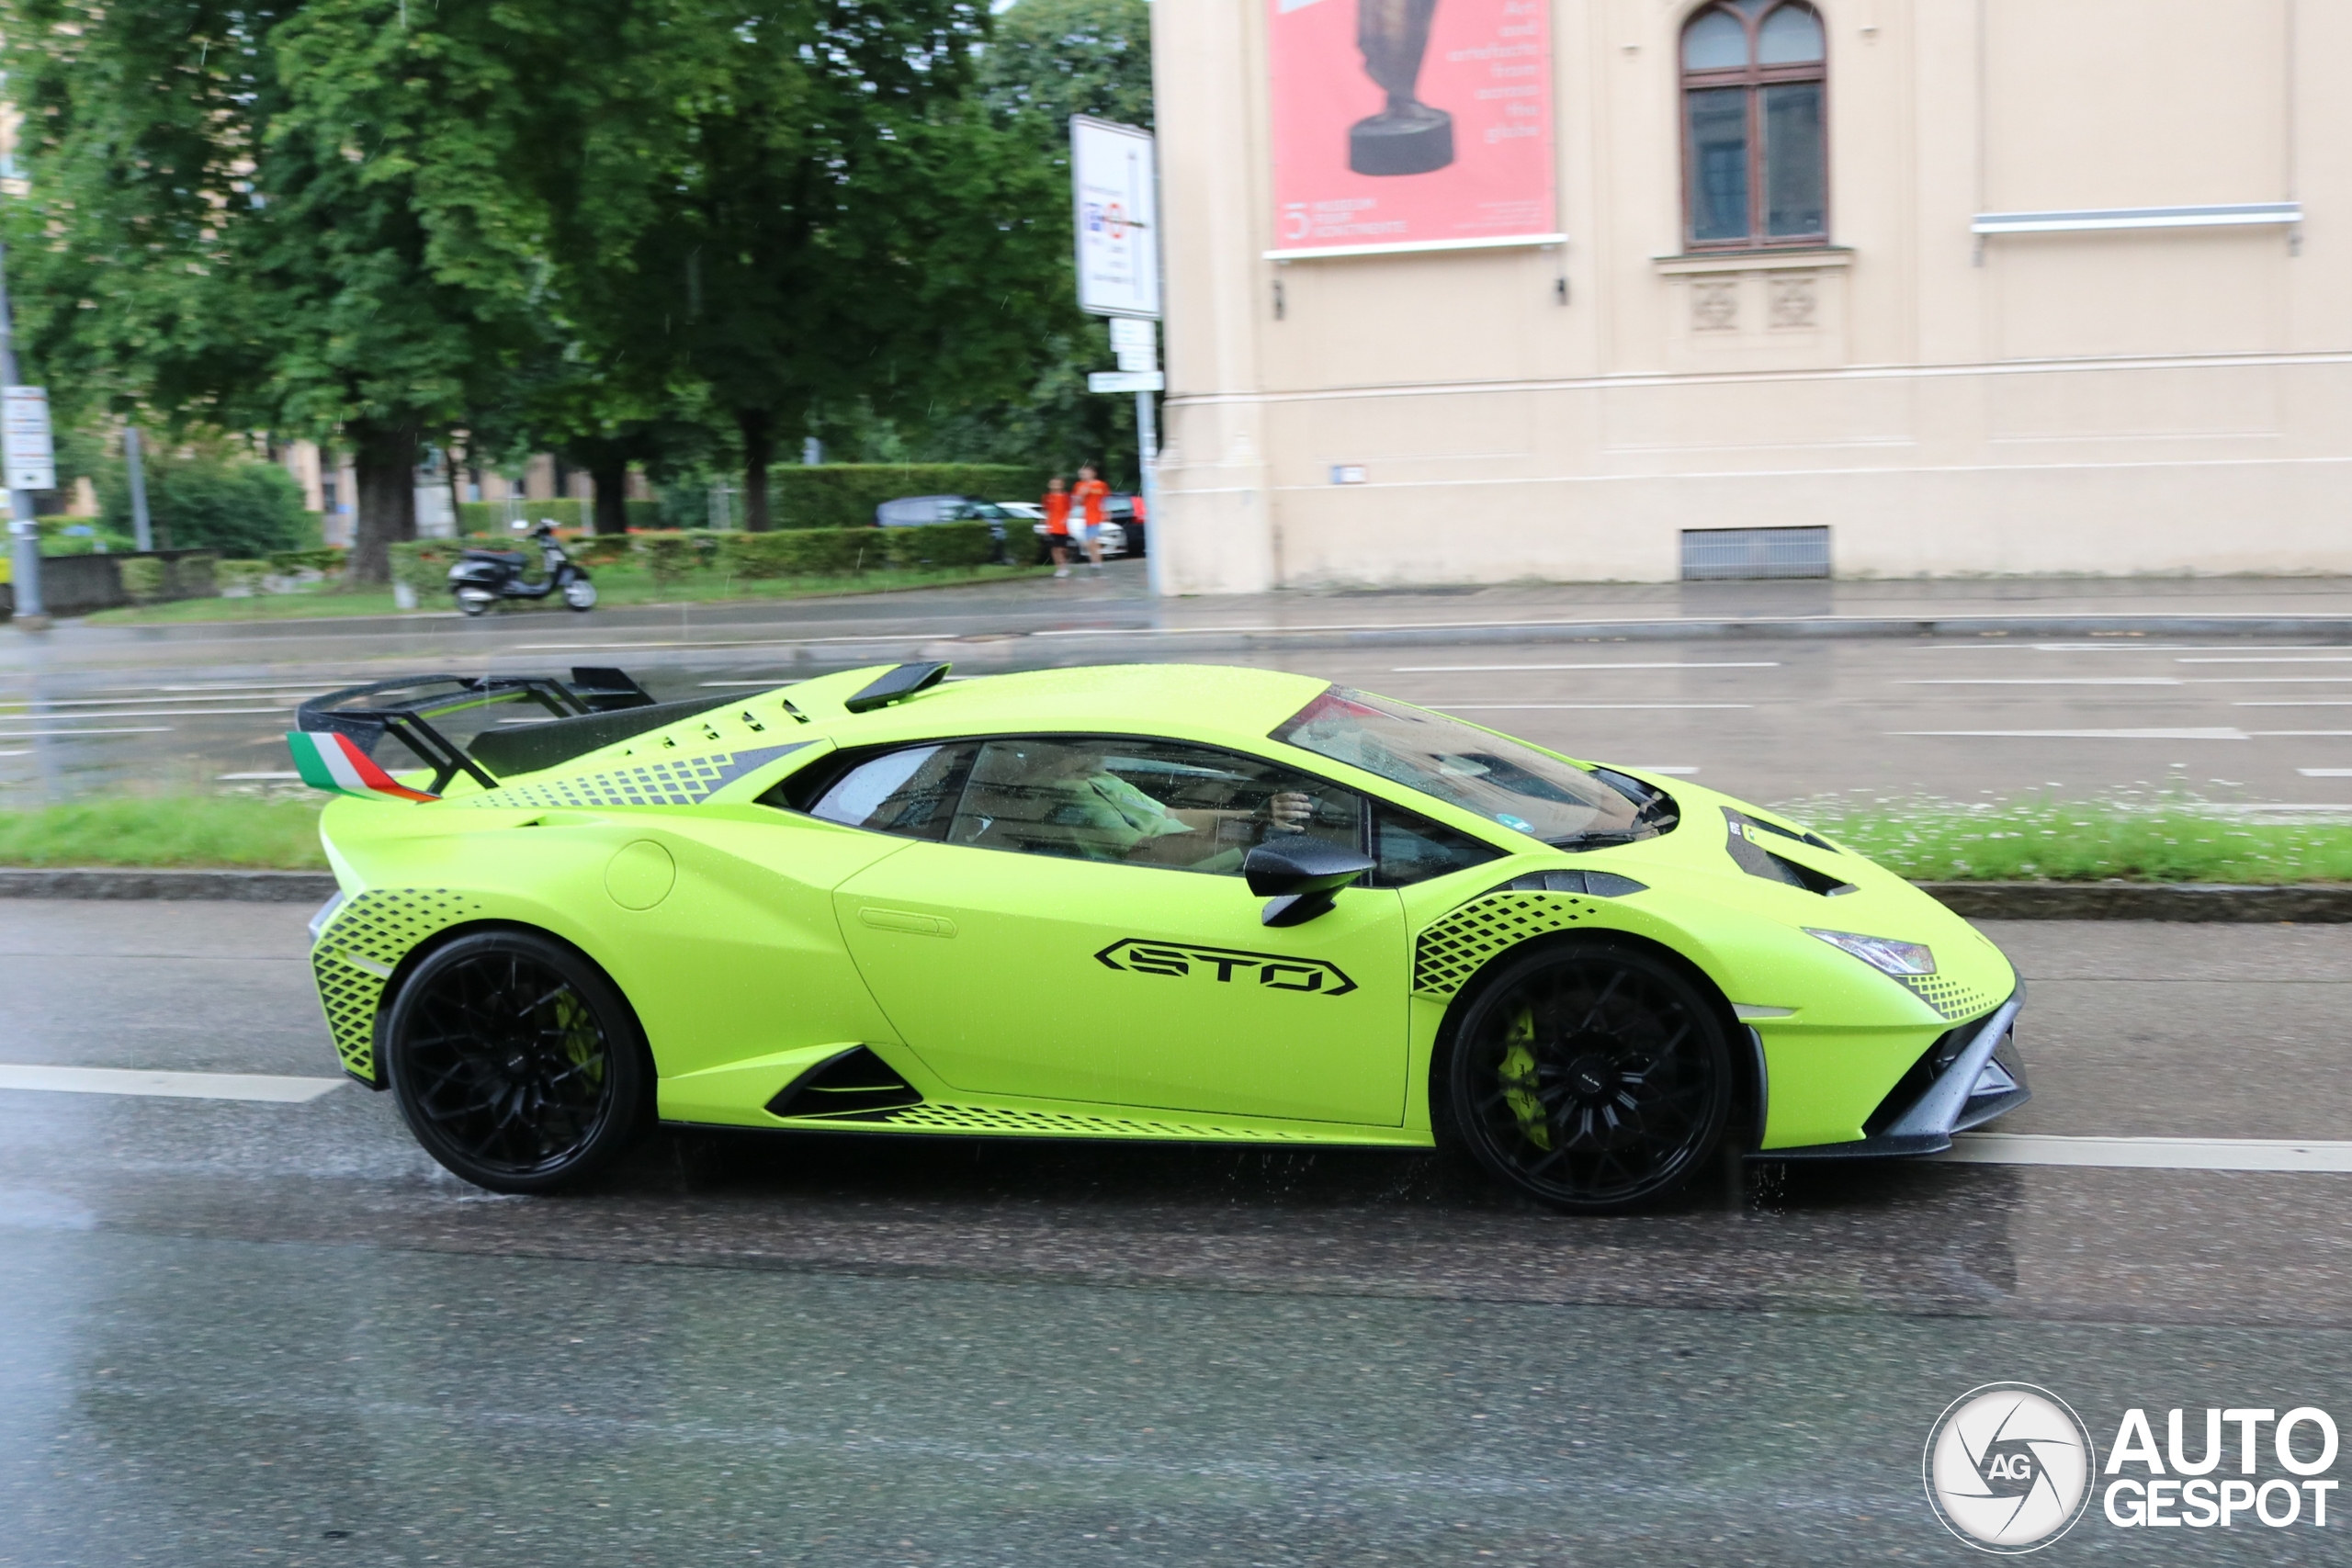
<box><xmin>1272</xmin><ymin>687</ymin><xmax>1656</xmax><ymax>848</ymax></box>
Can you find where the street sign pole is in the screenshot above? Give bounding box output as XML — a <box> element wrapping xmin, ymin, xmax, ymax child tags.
<box><xmin>1071</xmin><ymin>116</ymin><xmax>1166</xmax><ymax>596</ymax></box>
<box><xmin>0</xmin><ymin>242</ymin><xmax>45</xmax><ymax>627</ymax></box>
<box><xmin>124</xmin><ymin>424</ymin><xmax>153</xmax><ymax>552</ymax></box>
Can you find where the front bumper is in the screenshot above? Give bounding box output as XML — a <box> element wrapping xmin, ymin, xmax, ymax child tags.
<box><xmin>1757</xmin><ymin>985</ymin><xmax>2028</xmax><ymax>1159</ymax></box>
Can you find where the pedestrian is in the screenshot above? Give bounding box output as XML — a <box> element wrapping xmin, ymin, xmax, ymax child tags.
<box><xmin>1072</xmin><ymin>463</ymin><xmax>1111</xmax><ymax>570</ymax></box>
<box><xmin>1041</xmin><ymin>474</ymin><xmax>1074</xmax><ymax>578</ymax></box>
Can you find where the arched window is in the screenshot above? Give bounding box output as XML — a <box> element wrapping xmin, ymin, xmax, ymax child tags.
<box><xmin>1680</xmin><ymin>1</ymin><xmax>1827</xmax><ymax>249</ymax></box>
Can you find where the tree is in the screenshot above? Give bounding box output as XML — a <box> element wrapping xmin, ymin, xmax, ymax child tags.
<box><xmin>980</xmin><ymin>0</ymin><xmax>1156</xmax><ymax>138</ymax></box>
<box><xmin>610</xmin><ymin>1</ymin><xmax>1069</xmax><ymax>530</ymax></box>
<box><xmin>6</xmin><ymin>0</ymin><xmax>557</xmax><ymax>581</ymax></box>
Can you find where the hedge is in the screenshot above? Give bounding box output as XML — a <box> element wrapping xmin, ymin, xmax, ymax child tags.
<box><xmin>765</xmin><ymin>465</ymin><xmax>1044</xmax><ymax>530</ymax></box>
<box><xmin>387</xmin><ymin>537</ymin><xmax>475</xmax><ymax>594</ymax></box>
<box><xmin>267</xmin><ymin>547</ymin><xmax>346</xmax><ymax>575</ymax></box>
<box><xmin>455</xmin><ymin>499</ymin><xmax>662</xmax><ymax>536</ymax></box>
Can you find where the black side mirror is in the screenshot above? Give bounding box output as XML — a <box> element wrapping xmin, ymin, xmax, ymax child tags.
<box><xmin>1243</xmin><ymin>839</ymin><xmax>1376</xmax><ymax>928</ymax></box>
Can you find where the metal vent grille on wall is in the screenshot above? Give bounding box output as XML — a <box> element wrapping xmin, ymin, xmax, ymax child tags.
<box><xmin>1680</xmin><ymin>526</ymin><xmax>1832</xmax><ymax>581</ymax></box>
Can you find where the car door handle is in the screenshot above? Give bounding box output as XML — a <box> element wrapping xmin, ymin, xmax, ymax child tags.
<box><xmin>857</xmin><ymin>907</ymin><xmax>958</xmax><ymax>937</ymax></box>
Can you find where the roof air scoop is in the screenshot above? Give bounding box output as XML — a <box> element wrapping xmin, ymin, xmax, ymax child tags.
<box><xmin>843</xmin><ymin>662</ymin><xmax>953</xmax><ymax>714</ymax></box>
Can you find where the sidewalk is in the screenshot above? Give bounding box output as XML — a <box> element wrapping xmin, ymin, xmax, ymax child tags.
<box><xmin>10</xmin><ymin>566</ymin><xmax>2352</xmax><ymax>675</ymax></box>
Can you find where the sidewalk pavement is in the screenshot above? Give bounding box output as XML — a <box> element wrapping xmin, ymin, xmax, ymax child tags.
<box><xmin>11</xmin><ymin>567</ymin><xmax>2352</xmax><ymax>676</ymax></box>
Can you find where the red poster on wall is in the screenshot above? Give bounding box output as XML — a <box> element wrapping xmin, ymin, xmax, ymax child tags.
<box><xmin>1267</xmin><ymin>0</ymin><xmax>1558</xmax><ymax>257</ymax></box>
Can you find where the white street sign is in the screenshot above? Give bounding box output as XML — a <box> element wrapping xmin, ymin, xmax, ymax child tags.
<box><xmin>1109</xmin><ymin>316</ymin><xmax>1159</xmax><ymax>372</ymax></box>
<box><xmin>1072</xmin><ymin>117</ymin><xmax>1161</xmax><ymax>320</ymax></box>
<box><xmin>1089</xmin><ymin>370</ymin><xmax>1165</xmax><ymax>393</ymax></box>
<box><xmin>4</xmin><ymin>386</ymin><xmax>56</xmax><ymax>492</ymax></box>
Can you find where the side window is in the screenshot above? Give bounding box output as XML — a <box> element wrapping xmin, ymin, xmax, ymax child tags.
<box><xmin>768</xmin><ymin>742</ymin><xmax>978</xmax><ymax>841</ymax></box>
<box><xmin>1371</xmin><ymin>801</ymin><xmax>1502</xmax><ymax>886</ymax></box>
<box><xmin>949</xmin><ymin>736</ymin><xmax>1362</xmax><ymax>874</ymax></box>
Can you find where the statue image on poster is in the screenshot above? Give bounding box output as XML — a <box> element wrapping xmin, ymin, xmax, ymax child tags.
<box><xmin>1268</xmin><ymin>0</ymin><xmax>1555</xmax><ymax>256</ymax></box>
<box><xmin>1351</xmin><ymin>0</ymin><xmax>1453</xmax><ymax>175</ymax></box>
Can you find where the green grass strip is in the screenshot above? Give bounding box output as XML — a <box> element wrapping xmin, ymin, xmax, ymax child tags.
<box><xmin>0</xmin><ymin>795</ymin><xmax>328</xmax><ymax>869</ymax></box>
<box><xmin>1804</xmin><ymin>797</ymin><xmax>2352</xmax><ymax>885</ymax></box>
<box><xmin>3</xmin><ymin>791</ymin><xmax>2347</xmax><ymax>882</ymax></box>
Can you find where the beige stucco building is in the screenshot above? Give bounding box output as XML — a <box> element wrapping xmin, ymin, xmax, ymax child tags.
<box><xmin>1150</xmin><ymin>0</ymin><xmax>2347</xmax><ymax>592</ymax></box>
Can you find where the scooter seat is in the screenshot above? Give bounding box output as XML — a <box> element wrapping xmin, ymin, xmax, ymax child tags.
<box><xmin>460</xmin><ymin>549</ymin><xmax>527</xmax><ymax>564</ymax></box>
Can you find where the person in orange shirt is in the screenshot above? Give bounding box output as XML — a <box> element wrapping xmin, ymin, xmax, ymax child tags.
<box><xmin>1071</xmin><ymin>464</ymin><xmax>1110</xmax><ymax>570</ymax></box>
<box><xmin>1041</xmin><ymin>475</ymin><xmax>1074</xmax><ymax>578</ymax></box>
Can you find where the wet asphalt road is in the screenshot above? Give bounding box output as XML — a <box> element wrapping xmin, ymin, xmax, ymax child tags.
<box><xmin>4</xmin><ymin>901</ymin><xmax>2350</xmax><ymax>1565</ymax></box>
<box><xmin>11</xmin><ymin>567</ymin><xmax>2352</xmax><ymax>807</ymax></box>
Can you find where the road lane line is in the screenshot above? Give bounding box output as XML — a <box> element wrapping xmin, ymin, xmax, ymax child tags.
<box><xmin>0</xmin><ymin>727</ymin><xmax>175</xmax><ymax>739</ymax></box>
<box><xmin>1390</xmin><ymin>661</ymin><xmax>1781</xmax><ymax>672</ymax></box>
<box><xmin>1891</xmin><ymin>728</ymin><xmax>2248</xmax><ymax>740</ymax></box>
<box><xmin>0</xmin><ymin>1065</ymin><xmax>344</xmax><ymax>1103</ymax></box>
<box><xmin>1939</xmin><ymin>1133</ymin><xmax>2352</xmax><ymax>1173</ymax></box>
<box><xmin>2299</xmin><ymin>768</ymin><xmax>2352</xmax><ymax>777</ymax></box>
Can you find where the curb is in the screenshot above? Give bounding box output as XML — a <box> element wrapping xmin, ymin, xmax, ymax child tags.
<box><xmin>1917</xmin><ymin>881</ymin><xmax>2352</xmax><ymax>922</ymax></box>
<box><xmin>0</xmin><ymin>868</ymin><xmax>339</xmax><ymax>902</ymax></box>
<box><xmin>0</xmin><ymin>867</ymin><xmax>2345</xmax><ymax>919</ymax></box>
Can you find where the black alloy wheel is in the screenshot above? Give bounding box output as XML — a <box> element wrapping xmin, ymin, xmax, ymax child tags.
<box><xmin>1442</xmin><ymin>942</ymin><xmax>1732</xmax><ymax>1214</ymax></box>
<box><xmin>384</xmin><ymin>931</ymin><xmax>649</xmax><ymax>1193</ymax></box>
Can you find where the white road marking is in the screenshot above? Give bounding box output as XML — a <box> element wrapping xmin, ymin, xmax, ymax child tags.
<box><xmin>1</xmin><ymin>694</ymin><xmax>321</xmax><ymax>708</ymax></box>
<box><xmin>0</xmin><ymin>708</ymin><xmax>289</xmax><ymax>719</ymax></box>
<box><xmin>0</xmin><ymin>750</ymin><xmax>28</xmax><ymax>758</ymax></box>
<box><xmin>2250</xmin><ymin>730</ymin><xmax>2352</xmax><ymax>738</ymax></box>
<box><xmin>1891</xmin><ymin>728</ymin><xmax>2249</xmax><ymax>740</ymax></box>
<box><xmin>2299</xmin><ymin>768</ymin><xmax>2352</xmax><ymax>777</ymax></box>
<box><xmin>0</xmin><ymin>1065</ymin><xmax>344</xmax><ymax>1103</ymax></box>
<box><xmin>2178</xmin><ymin>656</ymin><xmax>2352</xmax><ymax>664</ymax></box>
<box><xmin>1893</xmin><ymin>677</ymin><xmax>2183</xmax><ymax>686</ymax></box>
<box><xmin>1439</xmin><ymin>704</ymin><xmax>1754</xmax><ymax>712</ymax></box>
<box><xmin>217</xmin><ymin>771</ymin><xmax>302</xmax><ymax>781</ymax></box>
<box><xmin>0</xmin><ymin>727</ymin><xmax>175</xmax><ymax>739</ymax></box>
<box><xmin>1939</xmin><ymin>1133</ymin><xmax>2352</xmax><ymax>1173</ymax></box>
<box><xmin>1389</xmin><ymin>661</ymin><xmax>1781</xmax><ymax>672</ymax></box>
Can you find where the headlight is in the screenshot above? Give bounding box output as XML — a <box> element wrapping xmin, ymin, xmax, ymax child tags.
<box><xmin>1804</xmin><ymin>927</ymin><xmax>1936</xmax><ymax>976</ymax></box>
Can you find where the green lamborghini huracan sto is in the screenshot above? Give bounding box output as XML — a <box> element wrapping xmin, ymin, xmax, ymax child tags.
<box><xmin>295</xmin><ymin>660</ymin><xmax>2025</xmax><ymax>1212</ymax></box>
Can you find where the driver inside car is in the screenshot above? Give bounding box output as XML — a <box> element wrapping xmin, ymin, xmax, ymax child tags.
<box><xmin>957</xmin><ymin>739</ymin><xmax>1317</xmax><ymax>870</ymax></box>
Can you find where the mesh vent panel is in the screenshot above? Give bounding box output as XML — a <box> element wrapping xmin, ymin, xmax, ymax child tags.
<box><xmin>454</xmin><ymin>743</ymin><xmax>801</xmax><ymax>811</ymax></box>
<box><xmin>311</xmin><ymin>888</ymin><xmax>487</xmax><ymax>1085</ymax></box>
<box><xmin>1413</xmin><ymin>892</ymin><xmax>1594</xmax><ymax>997</ymax></box>
<box><xmin>863</xmin><ymin>1103</ymin><xmax>1317</xmax><ymax>1141</ymax></box>
<box><xmin>1898</xmin><ymin>972</ymin><xmax>1997</xmax><ymax>1021</ymax></box>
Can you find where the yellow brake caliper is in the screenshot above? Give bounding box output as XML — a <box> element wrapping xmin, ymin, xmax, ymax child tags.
<box><xmin>1497</xmin><ymin>1006</ymin><xmax>1550</xmax><ymax>1150</ymax></box>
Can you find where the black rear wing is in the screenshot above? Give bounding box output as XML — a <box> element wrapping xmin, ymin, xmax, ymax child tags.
<box><xmin>294</xmin><ymin>667</ymin><xmax>663</xmax><ymax>794</ymax></box>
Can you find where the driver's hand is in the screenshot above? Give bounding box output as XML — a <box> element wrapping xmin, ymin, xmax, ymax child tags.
<box><xmin>1263</xmin><ymin>792</ymin><xmax>1314</xmax><ymax>834</ymax></box>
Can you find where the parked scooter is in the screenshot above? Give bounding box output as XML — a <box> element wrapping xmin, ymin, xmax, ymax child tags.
<box><xmin>448</xmin><ymin>521</ymin><xmax>598</xmax><ymax>615</ymax></box>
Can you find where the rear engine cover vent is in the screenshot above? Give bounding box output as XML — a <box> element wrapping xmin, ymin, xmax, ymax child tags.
<box><xmin>766</xmin><ymin>1047</ymin><xmax>924</xmax><ymax>1119</ymax></box>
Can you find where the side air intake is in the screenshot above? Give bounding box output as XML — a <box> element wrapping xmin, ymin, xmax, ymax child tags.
<box><xmin>765</xmin><ymin>1047</ymin><xmax>924</xmax><ymax>1119</ymax></box>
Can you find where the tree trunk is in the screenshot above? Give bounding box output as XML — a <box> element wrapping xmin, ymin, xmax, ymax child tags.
<box><xmin>346</xmin><ymin>420</ymin><xmax>420</xmax><ymax>585</ymax></box>
<box><xmin>738</xmin><ymin>408</ymin><xmax>774</xmax><ymax>532</ymax></box>
<box><xmin>590</xmin><ymin>457</ymin><xmax>630</xmax><ymax>535</ymax></box>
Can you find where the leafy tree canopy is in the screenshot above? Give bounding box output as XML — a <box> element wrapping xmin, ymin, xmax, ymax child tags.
<box><xmin>981</xmin><ymin>0</ymin><xmax>1156</xmax><ymax>136</ymax></box>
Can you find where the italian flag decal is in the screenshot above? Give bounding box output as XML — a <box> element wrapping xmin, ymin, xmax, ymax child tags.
<box><xmin>285</xmin><ymin>731</ymin><xmax>439</xmax><ymax>802</ymax></box>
